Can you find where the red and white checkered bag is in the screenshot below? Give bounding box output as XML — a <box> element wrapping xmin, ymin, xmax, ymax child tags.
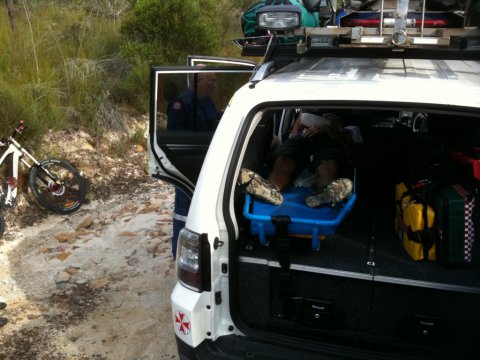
<box><xmin>451</xmin><ymin>184</ymin><xmax>476</xmax><ymax>262</ymax></box>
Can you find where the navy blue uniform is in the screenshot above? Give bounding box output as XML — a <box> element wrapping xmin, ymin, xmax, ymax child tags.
<box><xmin>167</xmin><ymin>88</ymin><xmax>219</xmax><ymax>131</ymax></box>
<box><xmin>167</xmin><ymin>88</ymin><xmax>220</xmax><ymax>259</ymax></box>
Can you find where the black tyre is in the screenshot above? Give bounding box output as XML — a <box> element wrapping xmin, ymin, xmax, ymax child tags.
<box><xmin>28</xmin><ymin>159</ymin><xmax>86</xmax><ymax>214</ymax></box>
<box><xmin>0</xmin><ymin>213</ymin><xmax>4</xmax><ymax>238</ymax></box>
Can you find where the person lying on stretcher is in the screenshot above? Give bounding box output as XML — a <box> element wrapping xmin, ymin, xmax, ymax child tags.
<box><xmin>239</xmin><ymin>111</ymin><xmax>354</xmax><ymax>208</ymax></box>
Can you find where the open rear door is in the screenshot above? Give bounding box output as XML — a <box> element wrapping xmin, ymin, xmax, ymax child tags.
<box><xmin>148</xmin><ymin>57</ymin><xmax>255</xmax><ymax>197</ymax></box>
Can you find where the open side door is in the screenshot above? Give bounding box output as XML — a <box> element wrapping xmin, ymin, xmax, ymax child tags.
<box><xmin>148</xmin><ymin>58</ymin><xmax>255</xmax><ymax>198</ymax></box>
<box><xmin>187</xmin><ymin>55</ymin><xmax>257</xmax><ymax>67</ymax></box>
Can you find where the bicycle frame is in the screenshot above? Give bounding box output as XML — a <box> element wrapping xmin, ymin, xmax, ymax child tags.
<box><xmin>0</xmin><ymin>136</ymin><xmax>40</xmax><ymax>207</ymax></box>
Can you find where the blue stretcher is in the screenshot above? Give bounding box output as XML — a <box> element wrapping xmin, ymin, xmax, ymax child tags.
<box><xmin>243</xmin><ymin>183</ymin><xmax>356</xmax><ymax>251</ymax></box>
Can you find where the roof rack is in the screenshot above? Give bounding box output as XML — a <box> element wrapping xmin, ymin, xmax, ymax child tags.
<box><xmin>236</xmin><ymin>0</ymin><xmax>480</xmax><ymax>61</ymax></box>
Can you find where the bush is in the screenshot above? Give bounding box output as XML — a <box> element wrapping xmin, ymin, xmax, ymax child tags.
<box><xmin>0</xmin><ymin>81</ymin><xmax>29</xmax><ymax>136</ymax></box>
<box><xmin>120</xmin><ymin>0</ymin><xmax>222</xmax><ymax>65</ymax></box>
<box><xmin>113</xmin><ymin>60</ymin><xmax>151</xmax><ymax>114</ymax></box>
<box><xmin>0</xmin><ymin>0</ymin><xmax>250</xmax><ymax>138</ymax></box>
<box><xmin>0</xmin><ymin>1</ymin><xmax>126</xmax><ymax>135</ymax></box>
<box><xmin>0</xmin><ymin>80</ymin><xmax>51</xmax><ymax>148</ymax></box>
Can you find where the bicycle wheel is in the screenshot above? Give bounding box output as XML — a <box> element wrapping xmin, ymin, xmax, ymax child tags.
<box><xmin>28</xmin><ymin>159</ymin><xmax>86</xmax><ymax>214</ymax></box>
<box><xmin>0</xmin><ymin>213</ymin><xmax>4</xmax><ymax>238</ymax></box>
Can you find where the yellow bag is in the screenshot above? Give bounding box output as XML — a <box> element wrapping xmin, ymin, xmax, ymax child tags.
<box><xmin>395</xmin><ymin>182</ymin><xmax>436</xmax><ymax>261</ymax></box>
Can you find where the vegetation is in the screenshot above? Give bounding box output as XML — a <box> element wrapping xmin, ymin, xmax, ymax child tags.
<box><xmin>0</xmin><ymin>0</ymin><xmax>257</xmax><ymax>145</ymax></box>
<box><xmin>121</xmin><ymin>0</ymin><xmax>220</xmax><ymax>64</ymax></box>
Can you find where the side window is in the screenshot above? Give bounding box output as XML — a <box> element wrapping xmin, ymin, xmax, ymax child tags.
<box><xmin>156</xmin><ymin>71</ymin><xmax>251</xmax><ymax>134</ymax></box>
<box><xmin>149</xmin><ymin>64</ymin><xmax>255</xmax><ymax>190</ymax></box>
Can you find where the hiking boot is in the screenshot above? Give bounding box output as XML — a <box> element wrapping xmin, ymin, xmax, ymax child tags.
<box><xmin>327</xmin><ymin>178</ymin><xmax>353</xmax><ymax>203</ymax></box>
<box><xmin>238</xmin><ymin>168</ymin><xmax>283</xmax><ymax>205</ymax></box>
<box><xmin>305</xmin><ymin>188</ymin><xmax>328</xmax><ymax>208</ymax></box>
<box><xmin>305</xmin><ymin>178</ymin><xmax>353</xmax><ymax>208</ymax></box>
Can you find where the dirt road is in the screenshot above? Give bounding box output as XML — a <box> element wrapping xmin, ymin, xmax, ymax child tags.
<box><xmin>0</xmin><ymin>125</ymin><xmax>180</xmax><ymax>359</ymax></box>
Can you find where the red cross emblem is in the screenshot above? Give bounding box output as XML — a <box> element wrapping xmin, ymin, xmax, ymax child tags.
<box><xmin>175</xmin><ymin>310</ymin><xmax>191</xmax><ymax>335</ymax></box>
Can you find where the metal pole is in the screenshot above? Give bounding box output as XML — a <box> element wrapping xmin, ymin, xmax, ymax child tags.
<box><xmin>421</xmin><ymin>0</ymin><xmax>426</xmax><ymax>37</ymax></box>
<box><xmin>380</xmin><ymin>0</ymin><xmax>384</xmax><ymax>37</ymax></box>
<box><xmin>393</xmin><ymin>0</ymin><xmax>409</xmax><ymax>45</ymax></box>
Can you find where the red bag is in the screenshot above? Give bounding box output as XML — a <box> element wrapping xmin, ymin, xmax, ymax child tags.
<box><xmin>450</xmin><ymin>148</ymin><xmax>480</xmax><ymax>180</ymax></box>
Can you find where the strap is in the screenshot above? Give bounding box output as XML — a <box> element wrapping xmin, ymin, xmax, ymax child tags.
<box><xmin>420</xmin><ymin>200</ymin><xmax>434</xmax><ymax>260</ymax></box>
<box><xmin>271</xmin><ymin>215</ymin><xmax>293</xmax><ymax>318</ymax></box>
<box><xmin>272</xmin><ymin>215</ymin><xmax>291</xmax><ymax>270</ymax></box>
<box><xmin>402</xmin><ymin>181</ymin><xmax>435</xmax><ymax>260</ymax></box>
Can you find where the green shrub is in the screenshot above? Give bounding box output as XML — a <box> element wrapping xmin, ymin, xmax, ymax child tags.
<box><xmin>78</xmin><ymin>0</ymin><xmax>135</xmax><ymax>19</ymax></box>
<box><xmin>0</xmin><ymin>0</ymin><xmax>250</xmax><ymax>138</ymax></box>
<box><xmin>129</xmin><ymin>126</ymin><xmax>146</xmax><ymax>146</ymax></box>
<box><xmin>0</xmin><ymin>1</ymin><xmax>126</xmax><ymax>133</ymax></box>
<box><xmin>120</xmin><ymin>0</ymin><xmax>222</xmax><ymax>65</ymax></box>
<box><xmin>0</xmin><ymin>81</ymin><xmax>52</xmax><ymax>148</ymax></box>
<box><xmin>0</xmin><ymin>81</ymin><xmax>29</xmax><ymax>136</ymax></box>
<box><xmin>113</xmin><ymin>61</ymin><xmax>150</xmax><ymax>114</ymax></box>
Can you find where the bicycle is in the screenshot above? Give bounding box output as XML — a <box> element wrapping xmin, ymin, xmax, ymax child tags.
<box><xmin>0</xmin><ymin>121</ymin><xmax>86</xmax><ymax>227</ymax></box>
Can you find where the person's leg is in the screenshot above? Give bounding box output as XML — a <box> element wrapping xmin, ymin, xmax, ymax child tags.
<box><xmin>238</xmin><ymin>139</ymin><xmax>306</xmax><ymax>205</ymax></box>
<box><xmin>306</xmin><ymin>136</ymin><xmax>353</xmax><ymax>208</ymax></box>
<box><xmin>172</xmin><ymin>188</ymin><xmax>190</xmax><ymax>260</ymax></box>
<box><xmin>268</xmin><ymin>155</ymin><xmax>297</xmax><ymax>191</ymax></box>
<box><xmin>313</xmin><ymin>159</ymin><xmax>338</xmax><ymax>190</ymax></box>
<box><xmin>306</xmin><ymin>160</ymin><xmax>353</xmax><ymax>208</ymax></box>
<box><xmin>267</xmin><ymin>137</ymin><xmax>310</xmax><ymax>191</ymax></box>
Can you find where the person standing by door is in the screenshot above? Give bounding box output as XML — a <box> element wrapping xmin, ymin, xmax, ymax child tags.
<box><xmin>166</xmin><ymin>69</ymin><xmax>221</xmax><ymax>259</ymax></box>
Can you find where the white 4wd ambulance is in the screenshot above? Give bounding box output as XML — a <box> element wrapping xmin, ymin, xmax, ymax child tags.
<box><xmin>149</xmin><ymin>1</ymin><xmax>480</xmax><ymax>359</ymax></box>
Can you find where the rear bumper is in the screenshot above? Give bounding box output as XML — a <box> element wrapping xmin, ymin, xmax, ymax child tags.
<box><xmin>175</xmin><ymin>334</ymin><xmax>396</xmax><ymax>360</ymax></box>
<box><xmin>176</xmin><ymin>334</ymin><xmax>340</xmax><ymax>360</ymax></box>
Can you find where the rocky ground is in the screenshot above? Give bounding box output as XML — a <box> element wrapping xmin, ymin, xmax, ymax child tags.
<box><xmin>0</xmin><ymin>117</ymin><xmax>179</xmax><ymax>359</ymax></box>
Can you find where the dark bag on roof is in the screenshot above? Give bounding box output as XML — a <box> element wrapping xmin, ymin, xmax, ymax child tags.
<box><xmin>302</xmin><ymin>0</ymin><xmax>321</xmax><ymax>12</ymax></box>
<box><xmin>241</xmin><ymin>1</ymin><xmax>270</xmax><ymax>37</ymax></box>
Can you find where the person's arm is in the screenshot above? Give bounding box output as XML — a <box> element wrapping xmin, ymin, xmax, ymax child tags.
<box><xmin>288</xmin><ymin>113</ymin><xmax>303</xmax><ymax>138</ymax></box>
<box><xmin>319</xmin><ymin>124</ymin><xmax>353</xmax><ymax>144</ymax></box>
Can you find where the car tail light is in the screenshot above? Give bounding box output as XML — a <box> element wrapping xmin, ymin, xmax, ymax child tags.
<box><xmin>177</xmin><ymin>228</ymin><xmax>211</xmax><ymax>292</ymax></box>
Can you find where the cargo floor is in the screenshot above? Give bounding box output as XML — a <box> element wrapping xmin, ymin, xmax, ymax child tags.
<box><xmin>237</xmin><ymin>201</ymin><xmax>480</xmax><ymax>293</ymax></box>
